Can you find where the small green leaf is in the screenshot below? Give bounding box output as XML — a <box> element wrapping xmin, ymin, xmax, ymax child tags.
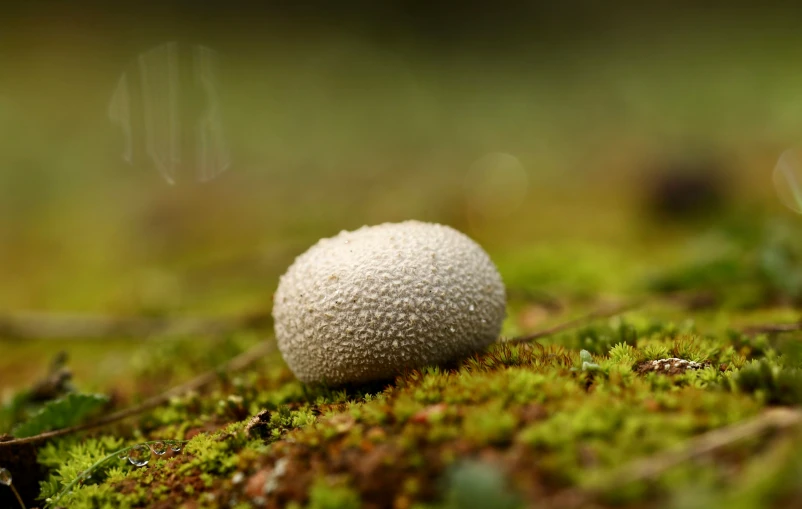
<box><xmin>12</xmin><ymin>393</ymin><xmax>109</xmax><ymax>438</ymax></box>
<box><xmin>572</xmin><ymin>350</ymin><xmax>601</xmax><ymax>372</ymax></box>
<box><xmin>582</xmin><ymin>361</ymin><xmax>601</xmax><ymax>372</ymax></box>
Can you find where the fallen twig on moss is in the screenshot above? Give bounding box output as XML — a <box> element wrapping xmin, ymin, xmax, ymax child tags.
<box><xmin>547</xmin><ymin>407</ymin><xmax>802</xmax><ymax>509</ymax></box>
<box><xmin>504</xmin><ymin>302</ymin><xmax>639</xmax><ymax>346</ymax></box>
<box><xmin>0</xmin><ymin>340</ymin><xmax>274</xmax><ymax>447</ymax></box>
<box><xmin>0</xmin><ymin>310</ymin><xmax>271</xmax><ymax>340</ymax></box>
<box><xmin>743</xmin><ymin>321</ymin><xmax>802</xmax><ymax>336</ymax></box>
<box><xmin>601</xmin><ymin>406</ymin><xmax>802</xmax><ymax>485</ymax></box>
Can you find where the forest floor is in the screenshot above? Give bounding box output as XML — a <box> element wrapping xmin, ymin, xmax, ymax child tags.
<box><xmin>4</xmin><ymin>199</ymin><xmax>802</xmax><ymax>509</ymax></box>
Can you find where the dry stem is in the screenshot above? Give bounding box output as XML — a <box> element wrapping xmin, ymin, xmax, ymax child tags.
<box><xmin>546</xmin><ymin>407</ymin><xmax>802</xmax><ymax>508</ymax></box>
<box><xmin>504</xmin><ymin>301</ymin><xmax>639</xmax><ymax>345</ymax></box>
<box><xmin>0</xmin><ymin>340</ymin><xmax>274</xmax><ymax>447</ymax></box>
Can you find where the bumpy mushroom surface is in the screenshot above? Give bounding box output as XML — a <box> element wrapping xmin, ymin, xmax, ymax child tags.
<box><xmin>272</xmin><ymin>221</ymin><xmax>507</xmax><ymax>384</ymax></box>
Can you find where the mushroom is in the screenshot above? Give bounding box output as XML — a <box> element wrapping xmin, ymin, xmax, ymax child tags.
<box><xmin>272</xmin><ymin>220</ymin><xmax>506</xmax><ymax>384</ymax></box>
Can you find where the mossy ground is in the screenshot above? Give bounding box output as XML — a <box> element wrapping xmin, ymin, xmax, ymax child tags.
<box><xmin>5</xmin><ymin>210</ymin><xmax>802</xmax><ymax>509</ymax></box>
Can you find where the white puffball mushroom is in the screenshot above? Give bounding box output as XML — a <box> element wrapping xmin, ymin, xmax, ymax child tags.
<box><xmin>272</xmin><ymin>220</ymin><xmax>506</xmax><ymax>385</ymax></box>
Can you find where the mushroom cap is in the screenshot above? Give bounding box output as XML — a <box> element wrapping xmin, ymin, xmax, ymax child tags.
<box><xmin>272</xmin><ymin>220</ymin><xmax>507</xmax><ymax>384</ymax></box>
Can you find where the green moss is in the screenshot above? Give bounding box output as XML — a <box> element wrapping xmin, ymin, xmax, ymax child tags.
<box><xmin>23</xmin><ymin>308</ymin><xmax>797</xmax><ymax>509</ymax></box>
<box><xmin>180</xmin><ymin>422</ymin><xmax>255</xmax><ymax>476</ymax></box>
<box><xmin>37</xmin><ymin>436</ymin><xmax>143</xmax><ymax>508</ymax></box>
<box><xmin>12</xmin><ymin>212</ymin><xmax>802</xmax><ymax>509</ymax></box>
<box><xmin>462</xmin><ymin>402</ymin><xmax>518</xmax><ymax>446</ymax></box>
<box><xmin>440</xmin><ymin>461</ymin><xmax>523</xmax><ymax>509</ymax></box>
<box><xmin>306</xmin><ymin>477</ymin><xmax>362</xmax><ymax>509</ymax></box>
<box><xmin>726</xmin><ymin>359</ymin><xmax>802</xmax><ymax>405</ymax></box>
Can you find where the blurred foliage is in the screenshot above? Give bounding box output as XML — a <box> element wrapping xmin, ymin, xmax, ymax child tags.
<box><xmin>12</xmin><ymin>393</ymin><xmax>108</xmax><ymax>439</ymax></box>
<box><xmin>649</xmin><ymin>219</ymin><xmax>802</xmax><ymax>307</ymax></box>
<box><xmin>439</xmin><ymin>461</ymin><xmax>523</xmax><ymax>509</ymax></box>
<box><xmin>727</xmin><ymin>360</ymin><xmax>802</xmax><ymax>406</ymax></box>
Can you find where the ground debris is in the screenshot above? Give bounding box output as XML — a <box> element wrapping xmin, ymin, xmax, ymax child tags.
<box><xmin>636</xmin><ymin>357</ymin><xmax>708</xmax><ymax>375</ymax></box>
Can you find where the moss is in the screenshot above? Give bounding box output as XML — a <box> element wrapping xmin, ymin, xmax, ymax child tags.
<box><xmin>10</xmin><ymin>211</ymin><xmax>802</xmax><ymax>509</ymax></box>
<box><xmin>725</xmin><ymin>359</ymin><xmax>802</xmax><ymax>405</ymax></box>
<box><xmin>19</xmin><ymin>304</ymin><xmax>801</xmax><ymax>509</ymax></box>
<box><xmin>306</xmin><ymin>477</ymin><xmax>362</xmax><ymax>509</ymax></box>
<box><xmin>36</xmin><ymin>437</ymin><xmax>157</xmax><ymax>508</ymax></box>
<box><xmin>461</xmin><ymin>402</ymin><xmax>518</xmax><ymax>446</ymax></box>
<box><xmin>179</xmin><ymin>422</ymin><xmax>256</xmax><ymax>477</ymax></box>
<box><xmin>439</xmin><ymin>461</ymin><xmax>523</xmax><ymax>509</ymax></box>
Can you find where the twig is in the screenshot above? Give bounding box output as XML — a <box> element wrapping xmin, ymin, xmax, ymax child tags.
<box><xmin>504</xmin><ymin>301</ymin><xmax>639</xmax><ymax>345</ymax></box>
<box><xmin>601</xmin><ymin>406</ymin><xmax>802</xmax><ymax>486</ymax></box>
<box><xmin>743</xmin><ymin>321</ymin><xmax>802</xmax><ymax>336</ymax></box>
<box><xmin>6</xmin><ymin>483</ymin><xmax>25</xmax><ymax>509</ymax></box>
<box><xmin>0</xmin><ymin>340</ymin><xmax>274</xmax><ymax>447</ymax></box>
<box><xmin>546</xmin><ymin>407</ymin><xmax>802</xmax><ymax>509</ymax></box>
<box><xmin>0</xmin><ymin>310</ymin><xmax>271</xmax><ymax>340</ymax></box>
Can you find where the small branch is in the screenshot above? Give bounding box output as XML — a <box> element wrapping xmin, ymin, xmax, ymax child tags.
<box><xmin>504</xmin><ymin>301</ymin><xmax>639</xmax><ymax>346</ymax></box>
<box><xmin>601</xmin><ymin>406</ymin><xmax>802</xmax><ymax>486</ymax></box>
<box><xmin>0</xmin><ymin>340</ymin><xmax>275</xmax><ymax>447</ymax></box>
<box><xmin>8</xmin><ymin>483</ymin><xmax>25</xmax><ymax>509</ymax></box>
<box><xmin>743</xmin><ymin>321</ymin><xmax>802</xmax><ymax>336</ymax></box>
<box><xmin>0</xmin><ymin>310</ymin><xmax>271</xmax><ymax>340</ymax></box>
<box><xmin>546</xmin><ymin>407</ymin><xmax>802</xmax><ymax>509</ymax></box>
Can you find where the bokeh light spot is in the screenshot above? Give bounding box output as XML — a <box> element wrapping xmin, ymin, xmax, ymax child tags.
<box><xmin>773</xmin><ymin>148</ymin><xmax>802</xmax><ymax>214</ymax></box>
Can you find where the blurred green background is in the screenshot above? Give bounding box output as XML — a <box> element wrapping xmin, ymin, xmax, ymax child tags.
<box><xmin>2</xmin><ymin>2</ymin><xmax>802</xmax><ymax>392</ymax></box>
